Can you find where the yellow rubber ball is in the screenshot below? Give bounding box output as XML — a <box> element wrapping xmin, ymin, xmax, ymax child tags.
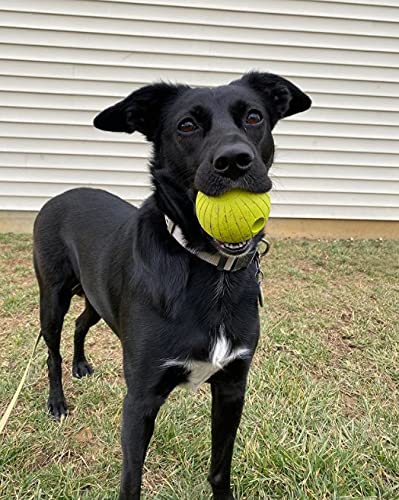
<box><xmin>196</xmin><ymin>190</ymin><xmax>271</xmax><ymax>243</ymax></box>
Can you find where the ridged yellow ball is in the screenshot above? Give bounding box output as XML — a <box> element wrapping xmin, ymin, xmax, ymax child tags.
<box><xmin>196</xmin><ymin>190</ymin><xmax>271</xmax><ymax>243</ymax></box>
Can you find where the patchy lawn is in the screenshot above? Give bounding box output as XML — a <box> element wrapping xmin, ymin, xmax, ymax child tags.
<box><xmin>0</xmin><ymin>233</ymin><xmax>398</xmax><ymax>499</ymax></box>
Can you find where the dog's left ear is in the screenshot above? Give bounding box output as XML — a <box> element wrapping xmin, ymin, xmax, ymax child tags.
<box><xmin>93</xmin><ymin>83</ymin><xmax>187</xmax><ymax>140</ymax></box>
<box><xmin>231</xmin><ymin>71</ymin><xmax>311</xmax><ymax>128</ymax></box>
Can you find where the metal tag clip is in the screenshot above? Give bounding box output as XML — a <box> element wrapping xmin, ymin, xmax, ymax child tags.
<box><xmin>256</xmin><ymin>239</ymin><xmax>271</xmax><ymax>307</ymax></box>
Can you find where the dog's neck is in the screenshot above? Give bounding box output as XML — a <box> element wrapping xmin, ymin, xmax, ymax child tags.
<box><xmin>164</xmin><ymin>214</ymin><xmax>258</xmax><ymax>272</ymax></box>
<box><xmin>151</xmin><ymin>170</ymin><xmax>214</xmax><ymax>251</ymax></box>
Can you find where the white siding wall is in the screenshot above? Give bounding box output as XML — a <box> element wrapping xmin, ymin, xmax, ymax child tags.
<box><xmin>0</xmin><ymin>0</ymin><xmax>398</xmax><ymax>220</ymax></box>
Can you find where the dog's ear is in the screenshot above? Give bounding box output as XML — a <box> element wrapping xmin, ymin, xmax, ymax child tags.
<box><xmin>93</xmin><ymin>83</ymin><xmax>187</xmax><ymax>140</ymax></box>
<box><xmin>231</xmin><ymin>71</ymin><xmax>311</xmax><ymax>128</ymax></box>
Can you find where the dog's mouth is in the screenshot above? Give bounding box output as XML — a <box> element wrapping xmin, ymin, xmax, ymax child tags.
<box><xmin>212</xmin><ymin>238</ymin><xmax>253</xmax><ymax>257</ymax></box>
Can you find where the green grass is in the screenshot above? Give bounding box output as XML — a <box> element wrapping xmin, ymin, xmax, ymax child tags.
<box><xmin>0</xmin><ymin>233</ymin><xmax>398</xmax><ymax>499</ymax></box>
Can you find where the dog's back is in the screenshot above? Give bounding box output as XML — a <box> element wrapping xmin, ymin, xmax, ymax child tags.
<box><xmin>34</xmin><ymin>187</ymin><xmax>136</xmax><ymax>271</ymax></box>
<box><xmin>34</xmin><ymin>187</ymin><xmax>136</xmax><ymax>251</ymax></box>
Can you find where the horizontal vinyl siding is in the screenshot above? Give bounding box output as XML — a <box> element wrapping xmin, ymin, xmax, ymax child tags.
<box><xmin>0</xmin><ymin>1</ymin><xmax>398</xmax><ymax>221</ymax></box>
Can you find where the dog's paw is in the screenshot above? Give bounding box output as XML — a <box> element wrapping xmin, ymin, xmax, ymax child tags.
<box><xmin>213</xmin><ymin>494</ymin><xmax>235</xmax><ymax>500</ymax></box>
<box><xmin>72</xmin><ymin>359</ymin><xmax>94</xmax><ymax>378</ymax></box>
<box><xmin>212</xmin><ymin>489</ymin><xmax>235</xmax><ymax>500</ymax></box>
<box><xmin>48</xmin><ymin>397</ymin><xmax>68</xmax><ymax>420</ymax></box>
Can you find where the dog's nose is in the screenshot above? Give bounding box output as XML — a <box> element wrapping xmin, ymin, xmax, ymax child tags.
<box><xmin>213</xmin><ymin>145</ymin><xmax>254</xmax><ymax>179</ymax></box>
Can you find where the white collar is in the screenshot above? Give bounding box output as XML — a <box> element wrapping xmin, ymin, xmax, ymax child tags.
<box><xmin>164</xmin><ymin>215</ymin><xmax>258</xmax><ymax>272</ymax></box>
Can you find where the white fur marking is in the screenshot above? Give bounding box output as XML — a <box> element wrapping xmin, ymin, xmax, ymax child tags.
<box><xmin>162</xmin><ymin>325</ymin><xmax>250</xmax><ymax>391</ymax></box>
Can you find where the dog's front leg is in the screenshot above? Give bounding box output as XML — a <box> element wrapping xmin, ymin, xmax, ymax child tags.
<box><xmin>208</xmin><ymin>373</ymin><xmax>248</xmax><ymax>500</ymax></box>
<box><xmin>119</xmin><ymin>392</ymin><xmax>162</xmax><ymax>500</ymax></box>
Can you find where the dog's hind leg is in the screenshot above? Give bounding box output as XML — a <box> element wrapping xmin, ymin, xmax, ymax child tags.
<box><xmin>39</xmin><ymin>285</ymin><xmax>72</xmax><ymax>420</ymax></box>
<box><xmin>72</xmin><ymin>299</ymin><xmax>100</xmax><ymax>378</ymax></box>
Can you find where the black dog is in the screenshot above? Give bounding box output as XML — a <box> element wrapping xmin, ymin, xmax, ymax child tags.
<box><xmin>33</xmin><ymin>72</ymin><xmax>311</xmax><ymax>499</ymax></box>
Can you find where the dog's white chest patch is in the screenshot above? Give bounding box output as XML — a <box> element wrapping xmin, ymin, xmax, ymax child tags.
<box><xmin>163</xmin><ymin>327</ymin><xmax>250</xmax><ymax>391</ymax></box>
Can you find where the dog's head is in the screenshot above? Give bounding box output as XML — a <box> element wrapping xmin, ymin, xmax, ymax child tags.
<box><xmin>94</xmin><ymin>72</ymin><xmax>311</xmax><ymax>255</ymax></box>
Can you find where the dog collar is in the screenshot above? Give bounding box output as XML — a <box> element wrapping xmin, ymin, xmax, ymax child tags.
<box><xmin>164</xmin><ymin>215</ymin><xmax>257</xmax><ymax>272</ymax></box>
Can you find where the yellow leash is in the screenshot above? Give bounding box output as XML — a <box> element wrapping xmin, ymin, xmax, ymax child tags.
<box><xmin>0</xmin><ymin>333</ymin><xmax>42</xmax><ymax>435</ymax></box>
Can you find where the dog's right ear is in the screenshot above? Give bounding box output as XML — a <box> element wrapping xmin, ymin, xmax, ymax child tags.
<box><xmin>93</xmin><ymin>83</ymin><xmax>187</xmax><ymax>141</ymax></box>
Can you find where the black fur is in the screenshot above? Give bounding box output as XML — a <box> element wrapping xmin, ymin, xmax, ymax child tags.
<box><xmin>33</xmin><ymin>71</ymin><xmax>311</xmax><ymax>499</ymax></box>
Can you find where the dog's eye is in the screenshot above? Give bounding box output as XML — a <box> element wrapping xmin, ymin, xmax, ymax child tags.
<box><xmin>178</xmin><ymin>119</ymin><xmax>197</xmax><ymax>133</ymax></box>
<box><xmin>245</xmin><ymin>110</ymin><xmax>263</xmax><ymax>125</ymax></box>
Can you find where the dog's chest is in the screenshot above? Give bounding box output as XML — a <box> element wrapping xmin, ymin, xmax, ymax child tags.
<box><xmin>164</xmin><ymin>327</ymin><xmax>250</xmax><ymax>391</ymax></box>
